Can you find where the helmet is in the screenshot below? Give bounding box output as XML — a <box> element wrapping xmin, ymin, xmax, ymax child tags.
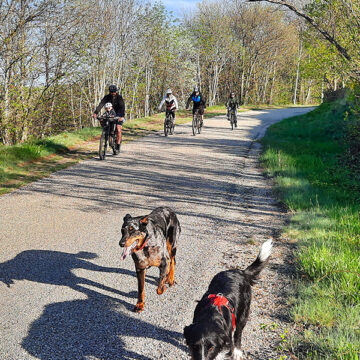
<box><xmin>109</xmin><ymin>85</ymin><xmax>117</xmax><ymax>93</ymax></box>
<box><xmin>230</xmin><ymin>92</ymin><xmax>235</xmax><ymax>97</ymax></box>
<box><xmin>166</xmin><ymin>89</ymin><xmax>172</xmax><ymax>94</ymax></box>
<box><xmin>104</xmin><ymin>102</ymin><xmax>113</xmax><ymax>110</ymax></box>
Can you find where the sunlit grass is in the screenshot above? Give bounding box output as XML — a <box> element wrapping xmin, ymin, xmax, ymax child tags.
<box><xmin>261</xmin><ymin>101</ymin><xmax>360</xmax><ymax>359</ymax></box>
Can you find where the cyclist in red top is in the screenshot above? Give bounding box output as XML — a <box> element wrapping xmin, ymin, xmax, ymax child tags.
<box><xmin>158</xmin><ymin>89</ymin><xmax>179</xmax><ymax>123</ymax></box>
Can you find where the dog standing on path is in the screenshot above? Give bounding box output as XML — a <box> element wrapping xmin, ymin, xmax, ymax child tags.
<box><xmin>119</xmin><ymin>207</ymin><xmax>181</xmax><ymax>312</ymax></box>
<box><xmin>184</xmin><ymin>239</ymin><xmax>273</xmax><ymax>360</ymax></box>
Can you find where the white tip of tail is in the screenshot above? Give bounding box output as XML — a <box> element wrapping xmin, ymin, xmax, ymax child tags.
<box><xmin>259</xmin><ymin>239</ymin><xmax>273</xmax><ymax>262</ymax></box>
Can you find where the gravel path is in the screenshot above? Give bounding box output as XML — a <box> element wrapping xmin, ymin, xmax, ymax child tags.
<box><xmin>0</xmin><ymin>108</ymin><xmax>314</xmax><ymax>360</ymax></box>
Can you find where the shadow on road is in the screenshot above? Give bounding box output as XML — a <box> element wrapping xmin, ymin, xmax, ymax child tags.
<box><xmin>10</xmin><ymin>110</ymin><xmax>308</xmax><ymax>240</ymax></box>
<box><xmin>21</xmin><ymin>287</ymin><xmax>186</xmax><ymax>360</ymax></box>
<box><xmin>0</xmin><ymin>250</ymin><xmax>186</xmax><ymax>359</ymax></box>
<box><xmin>0</xmin><ymin>249</ymin><xmax>158</xmax><ymax>296</ymax></box>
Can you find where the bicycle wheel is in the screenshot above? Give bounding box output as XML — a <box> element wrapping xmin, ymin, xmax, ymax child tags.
<box><xmin>164</xmin><ymin>119</ymin><xmax>169</xmax><ymax>137</ymax></box>
<box><xmin>197</xmin><ymin>115</ymin><xmax>202</xmax><ymax>134</ymax></box>
<box><xmin>99</xmin><ymin>130</ymin><xmax>107</xmax><ymax>160</ymax></box>
<box><xmin>192</xmin><ymin>115</ymin><xmax>196</xmax><ymax>136</ymax></box>
<box><xmin>231</xmin><ymin>114</ymin><xmax>234</xmax><ymax>130</ymax></box>
<box><xmin>112</xmin><ymin>135</ymin><xmax>119</xmax><ymax>155</ymax></box>
<box><xmin>109</xmin><ymin>134</ymin><xmax>115</xmax><ymax>155</ymax></box>
<box><xmin>170</xmin><ymin>115</ymin><xmax>175</xmax><ymax>135</ymax></box>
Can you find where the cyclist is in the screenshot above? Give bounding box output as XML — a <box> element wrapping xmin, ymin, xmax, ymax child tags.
<box><xmin>158</xmin><ymin>89</ymin><xmax>179</xmax><ymax>123</ymax></box>
<box><xmin>93</xmin><ymin>85</ymin><xmax>125</xmax><ymax>151</ymax></box>
<box><xmin>103</xmin><ymin>102</ymin><xmax>116</xmax><ymax>118</ymax></box>
<box><xmin>226</xmin><ymin>92</ymin><xmax>239</xmax><ymax>127</ymax></box>
<box><xmin>99</xmin><ymin>102</ymin><xmax>119</xmax><ymax>148</ymax></box>
<box><xmin>186</xmin><ymin>87</ymin><xmax>206</xmax><ymax>126</ymax></box>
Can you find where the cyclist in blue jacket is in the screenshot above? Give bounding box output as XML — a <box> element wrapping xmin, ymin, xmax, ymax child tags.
<box><xmin>186</xmin><ymin>87</ymin><xmax>206</xmax><ymax>126</ymax></box>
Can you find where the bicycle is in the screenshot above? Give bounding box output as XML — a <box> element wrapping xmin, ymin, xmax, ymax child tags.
<box><xmin>98</xmin><ymin>114</ymin><xmax>121</xmax><ymax>160</ymax></box>
<box><xmin>192</xmin><ymin>108</ymin><xmax>202</xmax><ymax>136</ymax></box>
<box><xmin>164</xmin><ymin>110</ymin><xmax>175</xmax><ymax>137</ymax></box>
<box><xmin>228</xmin><ymin>108</ymin><xmax>237</xmax><ymax>130</ymax></box>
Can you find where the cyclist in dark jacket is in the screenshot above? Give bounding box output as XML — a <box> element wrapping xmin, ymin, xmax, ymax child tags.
<box><xmin>93</xmin><ymin>85</ymin><xmax>125</xmax><ymax>150</ymax></box>
<box><xmin>226</xmin><ymin>92</ymin><xmax>239</xmax><ymax>127</ymax></box>
<box><xmin>186</xmin><ymin>87</ymin><xmax>206</xmax><ymax>126</ymax></box>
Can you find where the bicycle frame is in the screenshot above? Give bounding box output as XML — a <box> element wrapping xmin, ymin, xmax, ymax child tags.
<box><xmin>164</xmin><ymin>110</ymin><xmax>174</xmax><ymax>136</ymax></box>
<box><xmin>192</xmin><ymin>109</ymin><xmax>202</xmax><ymax>135</ymax></box>
<box><xmin>98</xmin><ymin>116</ymin><xmax>119</xmax><ymax>160</ymax></box>
<box><xmin>228</xmin><ymin>108</ymin><xmax>237</xmax><ymax>130</ymax></box>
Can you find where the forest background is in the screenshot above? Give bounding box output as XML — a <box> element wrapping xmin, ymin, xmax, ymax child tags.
<box><xmin>0</xmin><ymin>0</ymin><xmax>359</xmax><ymax>145</ymax></box>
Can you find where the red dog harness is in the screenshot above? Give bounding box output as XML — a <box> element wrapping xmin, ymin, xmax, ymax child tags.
<box><xmin>208</xmin><ymin>294</ymin><xmax>236</xmax><ymax>332</ymax></box>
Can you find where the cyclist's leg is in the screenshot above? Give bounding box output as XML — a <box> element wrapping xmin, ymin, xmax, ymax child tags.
<box><xmin>170</xmin><ymin>110</ymin><xmax>175</xmax><ymax>123</ymax></box>
<box><xmin>199</xmin><ymin>107</ymin><xmax>204</xmax><ymax>126</ymax></box>
<box><xmin>116</xmin><ymin>124</ymin><xmax>122</xmax><ymax>144</ymax></box>
<box><xmin>115</xmin><ymin>115</ymin><xmax>124</xmax><ymax>146</ymax></box>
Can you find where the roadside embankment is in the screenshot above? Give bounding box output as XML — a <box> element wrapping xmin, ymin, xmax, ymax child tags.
<box><xmin>261</xmin><ymin>100</ymin><xmax>360</xmax><ymax>359</ymax></box>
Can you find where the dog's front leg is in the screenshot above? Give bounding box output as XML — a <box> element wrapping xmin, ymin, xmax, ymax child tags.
<box><xmin>157</xmin><ymin>257</ymin><xmax>169</xmax><ymax>295</ymax></box>
<box><xmin>134</xmin><ymin>268</ymin><xmax>146</xmax><ymax>312</ymax></box>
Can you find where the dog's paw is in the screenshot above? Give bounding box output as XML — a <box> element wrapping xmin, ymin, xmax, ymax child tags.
<box><xmin>133</xmin><ymin>302</ymin><xmax>144</xmax><ymax>313</ymax></box>
<box><xmin>156</xmin><ymin>285</ymin><xmax>167</xmax><ymax>295</ymax></box>
<box><xmin>167</xmin><ymin>278</ymin><xmax>175</xmax><ymax>287</ymax></box>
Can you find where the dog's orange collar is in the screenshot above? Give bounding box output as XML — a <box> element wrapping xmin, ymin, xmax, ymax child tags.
<box><xmin>208</xmin><ymin>294</ymin><xmax>236</xmax><ymax>331</ymax></box>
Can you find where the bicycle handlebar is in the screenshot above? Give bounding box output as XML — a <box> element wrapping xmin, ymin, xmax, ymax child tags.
<box><xmin>97</xmin><ymin>115</ymin><xmax>120</xmax><ymax>121</ymax></box>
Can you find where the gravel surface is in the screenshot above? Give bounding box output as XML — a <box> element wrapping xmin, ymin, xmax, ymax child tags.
<box><xmin>0</xmin><ymin>108</ymin><xmax>314</xmax><ymax>360</ymax></box>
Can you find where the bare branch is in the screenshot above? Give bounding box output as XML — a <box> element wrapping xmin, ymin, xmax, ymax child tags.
<box><xmin>247</xmin><ymin>0</ymin><xmax>351</xmax><ymax>61</ymax></box>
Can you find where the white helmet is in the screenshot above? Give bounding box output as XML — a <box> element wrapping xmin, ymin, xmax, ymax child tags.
<box><xmin>104</xmin><ymin>102</ymin><xmax>113</xmax><ymax>110</ymax></box>
<box><xmin>166</xmin><ymin>89</ymin><xmax>172</xmax><ymax>95</ymax></box>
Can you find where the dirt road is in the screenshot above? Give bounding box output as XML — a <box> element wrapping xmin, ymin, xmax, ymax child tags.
<box><xmin>0</xmin><ymin>108</ymin><xmax>314</xmax><ymax>360</ymax></box>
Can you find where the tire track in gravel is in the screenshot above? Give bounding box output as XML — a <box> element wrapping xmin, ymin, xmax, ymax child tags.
<box><xmin>0</xmin><ymin>107</ymin><xmax>314</xmax><ymax>360</ymax></box>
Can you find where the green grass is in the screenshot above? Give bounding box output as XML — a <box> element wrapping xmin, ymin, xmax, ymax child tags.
<box><xmin>261</xmin><ymin>100</ymin><xmax>360</xmax><ymax>359</ymax></box>
<box><xmin>0</xmin><ymin>127</ymin><xmax>102</xmax><ymax>195</ymax></box>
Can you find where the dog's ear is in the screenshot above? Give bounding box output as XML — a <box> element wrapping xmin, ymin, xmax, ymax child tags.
<box><xmin>140</xmin><ymin>216</ymin><xmax>148</xmax><ymax>225</ymax></box>
<box><xmin>123</xmin><ymin>214</ymin><xmax>132</xmax><ymax>223</ymax></box>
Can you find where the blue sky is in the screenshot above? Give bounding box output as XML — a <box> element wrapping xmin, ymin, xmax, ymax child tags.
<box><xmin>160</xmin><ymin>0</ymin><xmax>199</xmax><ymax>16</ymax></box>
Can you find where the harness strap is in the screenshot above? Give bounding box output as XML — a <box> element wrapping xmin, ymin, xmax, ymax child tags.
<box><xmin>208</xmin><ymin>294</ymin><xmax>236</xmax><ymax>332</ymax></box>
<box><xmin>137</xmin><ymin>236</ymin><xmax>150</xmax><ymax>251</ymax></box>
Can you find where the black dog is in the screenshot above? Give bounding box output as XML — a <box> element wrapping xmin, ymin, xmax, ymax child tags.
<box><xmin>184</xmin><ymin>239</ymin><xmax>273</xmax><ymax>360</ymax></box>
<box><xmin>119</xmin><ymin>207</ymin><xmax>181</xmax><ymax>312</ymax></box>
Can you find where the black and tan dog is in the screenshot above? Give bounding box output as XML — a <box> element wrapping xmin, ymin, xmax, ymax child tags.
<box><xmin>119</xmin><ymin>207</ymin><xmax>181</xmax><ymax>312</ymax></box>
<box><xmin>184</xmin><ymin>239</ymin><xmax>273</xmax><ymax>360</ymax></box>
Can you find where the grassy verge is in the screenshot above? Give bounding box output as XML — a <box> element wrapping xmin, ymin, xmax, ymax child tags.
<box><xmin>0</xmin><ymin>106</ymin><xmax>227</xmax><ymax>194</ymax></box>
<box><xmin>261</xmin><ymin>100</ymin><xmax>360</xmax><ymax>359</ymax></box>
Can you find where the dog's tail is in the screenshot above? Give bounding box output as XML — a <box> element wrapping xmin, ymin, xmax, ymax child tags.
<box><xmin>244</xmin><ymin>239</ymin><xmax>273</xmax><ymax>284</ymax></box>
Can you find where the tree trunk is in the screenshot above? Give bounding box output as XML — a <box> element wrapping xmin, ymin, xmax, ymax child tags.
<box><xmin>269</xmin><ymin>58</ymin><xmax>277</xmax><ymax>105</ymax></box>
<box><xmin>145</xmin><ymin>66</ymin><xmax>152</xmax><ymax>117</ymax></box>
<box><xmin>293</xmin><ymin>39</ymin><xmax>303</xmax><ymax>105</ymax></box>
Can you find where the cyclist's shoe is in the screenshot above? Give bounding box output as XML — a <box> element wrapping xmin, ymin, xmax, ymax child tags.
<box><xmin>235</xmin><ymin>122</ymin><xmax>238</xmax><ymax>128</ymax></box>
<box><xmin>116</xmin><ymin>144</ymin><xmax>120</xmax><ymax>151</ymax></box>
